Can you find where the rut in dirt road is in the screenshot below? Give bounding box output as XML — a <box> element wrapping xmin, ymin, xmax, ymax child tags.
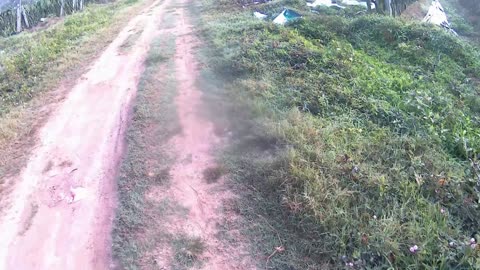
<box><xmin>0</xmin><ymin>0</ymin><xmax>172</xmax><ymax>268</ymax></box>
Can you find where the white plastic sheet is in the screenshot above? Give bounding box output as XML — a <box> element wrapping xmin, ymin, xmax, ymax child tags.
<box><xmin>254</xmin><ymin>11</ymin><xmax>268</xmax><ymax>19</ymax></box>
<box><xmin>307</xmin><ymin>0</ymin><xmax>373</xmax><ymax>9</ymax></box>
<box><xmin>422</xmin><ymin>0</ymin><xmax>456</xmax><ymax>34</ymax></box>
<box><xmin>307</xmin><ymin>0</ymin><xmax>345</xmax><ymax>9</ymax></box>
<box><xmin>422</xmin><ymin>0</ymin><xmax>449</xmax><ymax>27</ymax></box>
<box><xmin>341</xmin><ymin>0</ymin><xmax>371</xmax><ymax>7</ymax></box>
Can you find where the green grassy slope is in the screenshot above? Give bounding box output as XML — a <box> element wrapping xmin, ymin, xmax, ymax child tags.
<box><xmin>198</xmin><ymin>0</ymin><xmax>480</xmax><ymax>268</ymax></box>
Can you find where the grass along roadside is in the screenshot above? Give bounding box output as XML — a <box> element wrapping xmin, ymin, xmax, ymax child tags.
<box><xmin>197</xmin><ymin>0</ymin><xmax>480</xmax><ymax>268</ymax></box>
<box><xmin>0</xmin><ymin>0</ymin><xmax>153</xmax><ymax>182</ymax></box>
<box><xmin>111</xmin><ymin>33</ymin><xmax>182</xmax><ymax>269</ymax></box>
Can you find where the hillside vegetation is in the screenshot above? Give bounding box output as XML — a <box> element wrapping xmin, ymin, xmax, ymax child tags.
<box><xmin>0</xmin><ymin>0</ymin><xmax>138</xmax><ymax>116</ymax></box>
<box><xmin>199</xmin><ymin>0</ymin><xmax>480</xmax><ymax>268</ymax></box>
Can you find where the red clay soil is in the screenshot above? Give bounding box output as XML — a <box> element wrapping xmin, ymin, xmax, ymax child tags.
<box><xmin>0</xmin><ymin>0</ymin><xmax>167</xmax><ymax>268</ymax></box>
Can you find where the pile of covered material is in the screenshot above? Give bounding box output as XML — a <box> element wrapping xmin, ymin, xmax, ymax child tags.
<box><xmin>272</xmin><ymin>9</ymin><xmax>302</xmax><ymax>24</ymax></box>
<box><xmin>422</xmin><ymin>0</ymin><xmax>456</xmax><ymax>34</ymax></box>
<box><xmin>254</xmin><ymin>11</ymin><xmax>268</xmax><ymax>19</ymax></box>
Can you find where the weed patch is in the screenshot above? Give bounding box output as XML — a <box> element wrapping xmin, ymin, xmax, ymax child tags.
<box><xmin>120</xmin><ymin>29</ymin><xmax>144</xmax><ymax>53</ymax></box>
<box><xmin>172</xmin><ymin>235</ymin><xmax>206</xmax><ymax>270</ymax></box>
<box><xmin>202</xmin><ymin>165</ymin><xmax>225</xmax><ymax>184</ymax></box>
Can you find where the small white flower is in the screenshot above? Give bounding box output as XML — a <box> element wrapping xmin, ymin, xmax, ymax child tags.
<box><xmin>373</xmin><ymin>215</ymin><xmax>377</xmax><ymax>220</ymax></box>
<box><xmin>409</xmin><ymin>245</ymin><xmax>419</xmax><ymax>253</ymax></box>
<box><xmin>471</xmin><ymin>243</ymin><xmax>477</xmax><ymax>249</ymax></box>
<box><xmin>440</xmin><ymin>208</ymin><xmax>445</xmax><ymax>214</ymax></box>
<box><xmin>449</xmin><ymin>241</ymin><xmax>455</xmax><ymax>247</ymax></box>
<box><xmin>471</xmin><ymin>238</ymin><xmax>476</xmax><ymax>244</ymax></box>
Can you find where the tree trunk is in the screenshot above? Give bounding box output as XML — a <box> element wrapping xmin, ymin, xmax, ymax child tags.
<box><xmin>60</xmin><ymin>0</ymin><xmax>65</xmax><ymax>16</ymax></box>
<box><xmin>80</xmin><ymin>0</ymin><xmax>83</xmax><ymax>10</ymax></box>
<box><xmin>384</xmin><ymin>0</ymin><xmax>392</xmax><ymax>15</ymax></box>
<box><xmin>21</xmin><ymin>6</ymin><xmax>29</xmax><ymax>28</ymax></box>
<box><xmin>16</xmin><ymin>2</ymin><xmax>22</xmax><ymax>33</ymax></box>
<box><xmin>366</xmin><ymin>0</ymin><xmax>372</xmax><ymax>12</ymax></box>
<box><xmin>72</xmin><ymin>0</ymin><xmax>76</xmax><ymax>12</ymax></box>
<box><xmin>376</xmin><ymin>0</ymin><xmax>384</xmax><ymax>14</ymax></box>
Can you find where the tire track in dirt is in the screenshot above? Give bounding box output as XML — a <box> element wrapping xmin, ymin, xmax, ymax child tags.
<box><xmin>0</xmin><ymin>0</ymin><xmax>172</xmax><ymax>268</ymax></box>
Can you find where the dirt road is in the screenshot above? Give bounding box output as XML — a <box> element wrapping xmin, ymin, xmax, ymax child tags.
<box><xmin>0</xmin><ymin>0</ymin><xmax>255</xmax><ymax>268</ymax></box>
<box><xmin>0</xmin><ymin>0</ymin><xmax>168</xmax><ymax>268</ymax></box>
